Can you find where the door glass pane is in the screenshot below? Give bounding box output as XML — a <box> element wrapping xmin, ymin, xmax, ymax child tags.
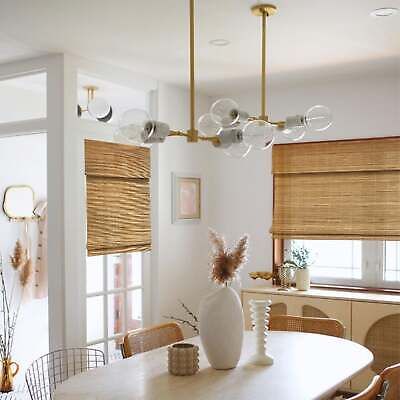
<box><xmin>108</xmin><ymin>293</ymin><xmax>124</xmax><ymax>336</ymax></box>
<box><xmin>0</xmin><ymin>73</ymin><xmax>47</xmax><ymax>123</ymax></box>
<box><xmin>126</xmin><ymin>253</ymin><xmax>142</xmax><ymax>287</ymax></box>
<box><xmin>87</xmin><ymin>296</ymin><xmax>104</xmax><ymax>342</ymax></box>
<box><xmin>108</xmin><ymin>339</ymin><xmax>123</xmax><ymax>363</ymax></box>
<box><xmin>86</xmin><ymin>256</ymin><xmax>104</xmax><ymax>294</ymax></box>
<box><xmin>107</xmin><ymin>254</ymin><xmax>124</xmax><ymax>290</ymax></box>
<box><xmin>88</xmin><ymin>342</ymin><xmax>105</xmax><ymax>353</ymax></box>
<box><xmin>126</xmin><ymin>289</ymin><xmax>142</xmax><ymax>331</ymax></box>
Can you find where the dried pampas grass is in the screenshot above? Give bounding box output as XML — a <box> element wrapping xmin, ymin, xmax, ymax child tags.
<box><xmin>10</xmin><ymin>240</ymin><xmax>27</xmax><ymax>270</ymax></box>
<box><xmin>209</xmin><ymin>229</ymin><xmax>248</xmax><ymax>285</ymax></box>
<box><xmin>19</xmin><ymin>259</ymin><xmax>32</xmax><ymax>287</ymax></box>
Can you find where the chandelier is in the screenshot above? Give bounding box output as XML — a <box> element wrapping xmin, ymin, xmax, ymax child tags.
<box><xmin>115</xmin><ymin>1</ymin><xmax>333</xmax><ymax>157</ymax></box>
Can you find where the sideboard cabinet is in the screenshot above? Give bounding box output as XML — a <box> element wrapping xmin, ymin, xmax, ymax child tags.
<box><xmin>241</xmin><ymin>287</ymin><xmax>400</xmax><ymax>392</ymax></box>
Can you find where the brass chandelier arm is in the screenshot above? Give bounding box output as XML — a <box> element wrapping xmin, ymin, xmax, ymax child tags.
<box><xmin>248</xmin><ymin>115</ymin><xmax>285</xmax><ymax>127</ymax></box>
<box><xmin>168</xmin><ymin>129</ymin><xmax>220</xmax><ymax>145</ymax></box>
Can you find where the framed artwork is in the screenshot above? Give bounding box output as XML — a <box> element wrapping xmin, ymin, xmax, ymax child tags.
<box><xmin>172</xmin><ymin>173</ymin><xmax>201</xmax><ymax>224</ymax></box>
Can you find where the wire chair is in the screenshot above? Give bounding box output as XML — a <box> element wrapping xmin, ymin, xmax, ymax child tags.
<box><xmin>25</xmin><ymin>348</ymin><xmax>105</xmax><ymax>400</ymax></box>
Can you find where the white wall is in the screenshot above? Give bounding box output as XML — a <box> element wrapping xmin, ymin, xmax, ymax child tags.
<box><xmin>209</xmin><ymin>68</ymin><xmax>400</xmax><ymax>289</ymax></box>
<box><xmin>153</xmin><ymin>83</ymin><xmax>219</xmax><ymax>336</ymax></box>
<box><xmin>0</xmin><ymin>133</ymin><xmax>48</xmax><ymax>386</ymax></box>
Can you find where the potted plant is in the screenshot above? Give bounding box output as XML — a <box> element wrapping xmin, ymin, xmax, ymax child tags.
<box><xmin>284</xmin><ymin>245</ymin><xmax>313</xmax><ymax>291</ymax></box>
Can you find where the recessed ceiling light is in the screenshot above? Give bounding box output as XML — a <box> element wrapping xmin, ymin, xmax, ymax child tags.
<box><xmin>209</xmin><ymin>39</ymin><xmax>230</xmax><ymax>47</ymax></box>
<box><xmin>370</xmin><ymin>7</ymin><xmax>398</xmax><ymax>17</ymax></box>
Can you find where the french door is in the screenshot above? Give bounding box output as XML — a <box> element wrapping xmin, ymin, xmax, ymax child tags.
<box><xmin>86</xmin><ymin>252</ymin><xmax>144</xmax><ymax>362</ymax></box>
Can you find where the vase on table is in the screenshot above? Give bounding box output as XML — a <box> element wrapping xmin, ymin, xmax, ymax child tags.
<box><xmin>0</xmin><ymin>358</ymin><xmax>19</xmax><ymax>393</ymax></box>
<box><xmin>199</xmin><ymin>285</ymin><xmax>244</xmax><ymax>370</ymax></box>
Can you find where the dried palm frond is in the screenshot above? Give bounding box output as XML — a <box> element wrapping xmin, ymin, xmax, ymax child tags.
<box><xmin>19</xmin><ymin>259</ymin><xmax>32</xmax><ymax>287</ymax></box>
<box><xmin>208</xmin><ymin>229</ymin><xmax>249</xmax><ymax>285</ymax></box>
<box><xmin>10</xmin><ymin>240</ymin><xmax>27</xmax><ymax>270</ymax></box>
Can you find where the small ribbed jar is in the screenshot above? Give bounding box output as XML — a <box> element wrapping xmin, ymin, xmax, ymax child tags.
<box><xmin>168</xmin><ymin>343</ymin><xmax>199</xmax><ymax>376</ymax></box>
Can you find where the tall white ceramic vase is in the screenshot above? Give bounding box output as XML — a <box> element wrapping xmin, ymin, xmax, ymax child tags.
<box><xmin>199</xmin><ymin>286</ymin><xmax>244</xmax><ymax>370</ymax></box>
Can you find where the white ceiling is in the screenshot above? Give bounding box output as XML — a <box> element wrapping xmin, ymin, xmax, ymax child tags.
<box><xmin>0</xmin><ymin>0</ymin><xmax>399</xmax><ymax>96</ymax></box>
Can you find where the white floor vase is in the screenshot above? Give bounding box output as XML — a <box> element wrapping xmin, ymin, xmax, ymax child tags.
<box><xmin>199</xmin><ymin>286</ymin><xmax>244</xmax><ymax>370</ymax></box>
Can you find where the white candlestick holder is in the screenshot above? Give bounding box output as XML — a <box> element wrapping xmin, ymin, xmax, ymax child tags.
<box><xmin>249</xmin><ymin>299</ymin><xmax>274</xmax><ymax>366</ymax></box>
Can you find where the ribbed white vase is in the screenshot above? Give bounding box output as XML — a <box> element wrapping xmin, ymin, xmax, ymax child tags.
<box><xmin>199</xmin><ymin>286</ymin><xmax>244</xmax><ymax>370</ymax></box>
<box><xmin>249</xmin><ymin>299</ymin><xmax>274</xmax><ymax>366</ymax></box>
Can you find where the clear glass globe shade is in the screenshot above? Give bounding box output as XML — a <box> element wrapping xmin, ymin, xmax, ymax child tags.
<box><xmin>87</xmin><ymin>97</ymin><xmax>111</xmax><ymax>119</ymax></box>
<box><xmin>118</xmin><ymin>108</ymin><xmax>153</xmax><ymax>145</ymax></box>
<box><xmin>283</xmin><ymin>126</ymin><xmax>306</xmax><ymax>142</ymax></box>
<box><xmin>304</xmin><ymin>105</ymin><xmax>333</xmax><ymax>132</ymax></box>
<box><xmin>243</xmin><ymin>120</ymin><xmax>276</xmax><ymax>150</ymax></box>
<box><xmin>223</xmin><ymin>142</ymin><xmax>251</xmax><ymax>158</ymax></box>
<box><xmin>198</xmin><ymin>113</ymin><xmax>222</xmax><ymax>137</ymax></box>
<box><xmin>210</xmin><ymin>98</ymin><xmax>240</xmax><ymax>127</ymax></box>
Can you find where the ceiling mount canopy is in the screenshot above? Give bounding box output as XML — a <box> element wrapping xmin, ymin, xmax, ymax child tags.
<box><xmin>115</xmin><ymin>1</ymin><xmax>333</xmax><ymax>157</ymax></box>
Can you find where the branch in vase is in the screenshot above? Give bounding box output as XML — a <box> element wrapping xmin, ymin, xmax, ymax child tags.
<box><xmin>163</xmin><ymin>315</ymin><xmax>199</xmax><ymax>335</ymax></box>
<box><xmin>178</xmin><ymin>299</ymin><xmax>199</xmax><ymax>323</ymax></box>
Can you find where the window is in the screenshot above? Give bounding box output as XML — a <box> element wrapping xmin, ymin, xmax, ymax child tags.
<box><xmin>287</xmin><ymin>240</ymin><xmax>400</xmax><ymax>290</ymax></box>
<box><xmin>86</xmin><ymin>253</ymin><xmax>143</xmax><ymax>362</ymax></box>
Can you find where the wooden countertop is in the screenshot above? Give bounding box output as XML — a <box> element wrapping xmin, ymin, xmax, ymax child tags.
<box><xmin>242</xmin><ymin>286</ymin><xmax>400</xmax><ymax>305</ymax></box>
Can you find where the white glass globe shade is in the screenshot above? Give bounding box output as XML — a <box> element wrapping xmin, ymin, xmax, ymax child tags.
<box><xmin>118</xmin><ymin>109</ymin><xmax>153</xmax><ymax>145</ymax></box>
<box><xmin>304</xmin><ymin>105</ymin><xmax>333</xmax><ymax>132</ymax></box>
<box><xmin>198</xmin><ymin>113</ymin><xmax>222</xmax><ymax>137</ymax></box>
<box><xmin>283</xmin><ymin>126</ymin><xmax>306</xmax><ymax>142</ymax></box>
<box><xmin>87</xmin><ymin>97</ymin><xmax>111</xmax><ymax>119</ymax></box>
<box><xmin>210</xmin><ymin>98</ymin><xmax>240</xmax><ymax>127</ymax></box>
<box><xmin>243</xmin><ymin>120</ymin><xmax>275</xmax><ymax>150</ymax></box>
<box><xmin>223</xmin><ymin>142</ymin><xmax>251</xmax><ymax>158</ymax></box>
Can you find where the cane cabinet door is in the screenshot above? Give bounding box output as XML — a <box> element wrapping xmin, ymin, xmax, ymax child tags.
<box><xmin>351</xmin><ymin>301</ymin><xmax>400</xmax><ymax>392</ymax></box>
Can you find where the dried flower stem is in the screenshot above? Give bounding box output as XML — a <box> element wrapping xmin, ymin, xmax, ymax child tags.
<box><xmin>0</xmin><ymin>253</ymin><xmax>24</xmax><ymax>360</ymax></box>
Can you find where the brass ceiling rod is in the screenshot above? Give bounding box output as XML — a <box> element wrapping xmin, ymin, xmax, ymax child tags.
<box><xmin>188</xmin><ymin>0</ymin><xmax>197</xmax><ymax>142</ymax></box>
<box><xmin>251</xmin><ymin>4</ymin><xmax>277</xmax><ymax>121</ymax></box>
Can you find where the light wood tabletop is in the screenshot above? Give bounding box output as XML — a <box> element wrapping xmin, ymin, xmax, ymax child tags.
<box><xmin>55</xmin><ymin>331</ymin><xmax>373</xmax><ymax>400</ymax></box>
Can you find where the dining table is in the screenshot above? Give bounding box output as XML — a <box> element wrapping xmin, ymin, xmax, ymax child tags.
<box><xmin>55</xmin><ymin>330</ymin><xmax>373</xmax><ymax>400</ymax></box>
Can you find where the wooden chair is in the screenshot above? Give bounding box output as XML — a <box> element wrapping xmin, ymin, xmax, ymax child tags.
<box><xmin>25</xmin><ymin>348</ymin><xmax>105</xmax><ymax>400</ymax></box>
<box><xmin>347</xmin><ymin>363</ymin><xmax>400</xmax><ymax>400</ymax></box>
<box><xmin>269</xmin><ymin>315</ymin><xmax>345</xmax><ymax>338</ymax></box>
<box><xmin>347</xmin><ymin>375</ymin><xmax>384</xmax><ymax>399</ymax></box>
<box><xmin>121</xmin><ymin>322</ymin><xmax>184</xmax><ymax>358</ymax></box>
<box><xmin>379</xmin><ymin>362</ymin><xmax>400</xmax><ymax>400</ymax></box>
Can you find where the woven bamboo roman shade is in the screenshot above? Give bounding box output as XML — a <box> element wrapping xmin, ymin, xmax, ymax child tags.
<box><xmin>271</xmin><ymin>137</ymin><xmax>400</xmax><ymax>240</ymax></box>
<box><xmin>85</xmin><ymin>139</ymin><xmax>151</xmax><ymax>256</ymax></box>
